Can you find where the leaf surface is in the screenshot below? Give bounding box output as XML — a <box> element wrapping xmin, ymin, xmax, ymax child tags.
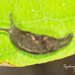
<box><xmin>0</xmin><ymin>0</ymin><xmax>75</xmax><ymax>67</ymax></box>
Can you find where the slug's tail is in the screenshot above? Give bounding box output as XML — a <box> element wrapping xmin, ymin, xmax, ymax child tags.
<box><xmin>58</xmin><ymin>33</ymin><xmax>73</xmax><ymax>48</ymax></box>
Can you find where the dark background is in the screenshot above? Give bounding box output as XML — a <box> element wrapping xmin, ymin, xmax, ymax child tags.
<box><xmin>0</xmin><ymin>54</ymin><xmax>75</xmax><ymax>75</ymax></box>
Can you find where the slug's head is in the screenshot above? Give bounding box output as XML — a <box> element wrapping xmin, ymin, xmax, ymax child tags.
<box><xmin>0</xmin><ymin>13</ymin><xmax>16</xmax><ymax>33</ymax></box>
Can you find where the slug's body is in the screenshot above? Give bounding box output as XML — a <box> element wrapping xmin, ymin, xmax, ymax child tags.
<box><xmin>0</xmin><ymin>13</ymin><xmax>73</xmax><ymax>54</ymax></box>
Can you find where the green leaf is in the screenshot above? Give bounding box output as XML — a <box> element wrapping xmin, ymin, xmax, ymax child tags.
<box><xmin>0</xmin><ymin>0</ymin><xmax>75</xmax><ymax>67</ymax></box>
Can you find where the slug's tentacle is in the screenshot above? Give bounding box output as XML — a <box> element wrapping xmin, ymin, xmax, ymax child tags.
<box><xmin>58</xmin><ymin>33</ymin><xmax>73</xmax><ymax>48</ymax></box>
<box><xmin>10</xmin><ymin>13</ymin><xmax>14</xmax><ymax>27</ymax></box>
<box><xmin>0</xmin><ymin>13</ymin><xmax>14</xmax><ymax>32</ymax></box>
<box><xmin>0</xmin><ymin>28</ymin><xmax>9</xmax><ymax>32</ymax></box>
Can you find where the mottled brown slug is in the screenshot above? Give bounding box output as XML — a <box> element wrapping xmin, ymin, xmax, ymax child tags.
<box><xmin>0</xmin><ymin>13</ymin><xmax>73</xmax><ymax>54</ymax></box>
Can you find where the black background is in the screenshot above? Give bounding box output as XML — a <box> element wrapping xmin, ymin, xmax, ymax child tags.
<box><xmin>0</xmin><ymin>54</ymin><xmax>75</xmax><ymax>75</ymax></box>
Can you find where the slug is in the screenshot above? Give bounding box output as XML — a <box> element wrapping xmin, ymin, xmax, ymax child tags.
<box><xmin>0</xmin><ymin>13</ymin><xmax>73</xmax><ymax>54</ymax></box>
